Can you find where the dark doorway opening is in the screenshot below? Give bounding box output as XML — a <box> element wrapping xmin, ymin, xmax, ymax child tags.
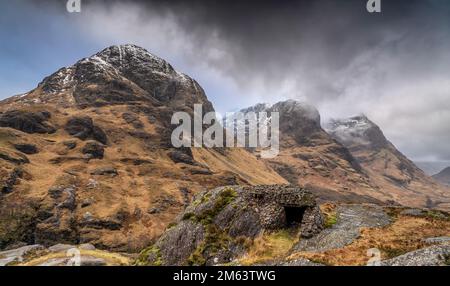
<box><xmin>284</xmin><ymin>206</ymin><xmax>306</xmax><ymax>227</ymax></box>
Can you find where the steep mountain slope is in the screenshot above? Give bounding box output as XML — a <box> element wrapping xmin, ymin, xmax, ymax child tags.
<box><xmin>327</xmin><ymin>115</ymin><xmax>450</xmax><ymax>210</ymax></box>
<box><xmin>433</xmin><ymin>167</ymin><xmax>450</xmax><ymax>186</ymax></box>
<box><xmin>236</xmin><ymin>100</ymin><xmax>383</xmax><ymax>204</ymax></box>
<box><xmin>0</xmin><ymin>45</ymin><xmax>286</xmax><ymax>251</ymax></box>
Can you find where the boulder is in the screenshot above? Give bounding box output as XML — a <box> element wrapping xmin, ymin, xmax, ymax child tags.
<box><xmin>168</xmin><ymin>149</ymin><xmax>196</xmax><ymax>165</ymax></box>
<box><xmin>90</xmin><ymin>167</ymin><xmax>118</xmax><ymax>176</ymax></box>
<box><xmin>138</xmin><ymin>185</ymin><xmax>324</xmax><ymax>266</ymax></box>
<box><xmin>79</xmin><ymin>243</ymin><xmax>96</xmax><ymax>251</ymax></box>
<box><xmin>381</xmin><ymin>244</ymin><xmax>450</xmax><ymax>266</ymax></box>
<box><xmin>0</xmin><ymin>148</ymin><xmax>29</xmax><ymax>165</ymax></box>
<box><xmin>0</xmin><ymin>245</ymin><xmax>44</xmax><ymax>266</ymax></box>
<box><xmin>13</xmin><ymin>143</ymin><xmax>38</xmax><ymax>155</ymax></box>
<box><xmin>62</xmin><ymin>140</ymin><xmax>77</xmax><ymax>150</ymax></box>
<box><xmin>48</xmin><ymin>244</ymin><xmax>77</xmax><ymax>253</ymax></box>
<box><xmin>64</xmin><ymin>116</ymin><xmax>107</xmax><ymax>144</ymax></box>
<box><xmin>122</xmin><ymin>112</ymin><xmax>144</xmax><ymax>129</ymax></box>
<box><xmin>82</xmin><ymin>141</ymin><xmax>105</xmax><ymax>159</ymax></box>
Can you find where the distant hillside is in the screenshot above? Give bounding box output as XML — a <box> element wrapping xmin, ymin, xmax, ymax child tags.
<box><xmin>416</xmin><ymin>161</ymin><xmax>450</xmax><ymax>176</ymax></box>
<box><xmin>433</xmin><ymin>167</ymin><xmax>450</xmax><ymax>186</ymax></box>
<box><xmin>326</xmin><ymin>115</ymin><xmax>450</xmax><ymax>210</ymax></box>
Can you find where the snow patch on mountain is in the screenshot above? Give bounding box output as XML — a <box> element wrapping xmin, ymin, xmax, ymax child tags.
<box><xmin>326</xmin><ymin>115</ymin><xmax>374</xmax><ymax>146</ymax></box>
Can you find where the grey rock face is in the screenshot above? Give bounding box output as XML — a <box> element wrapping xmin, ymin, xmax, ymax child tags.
<box><xmin>48</xmin><ymin>244</ymin><xmax>77</xmax><ymax>253</ymax></box>
<box><xmin>0</xmin><ymin>244</ymin><xmax>44</xmax><ymax>266</ymax></box>
<box><xmin>293</xmin><ymin>204</ymin><xmax>391</xmax><ymax>253</ymax></box>
<box><xmin>278</xmin><ymin>258</ymin><xmax>324</xmax><ymax>266</ymax></box>
<box><xmin>79</xmin><ymin>243</ymin><xmax>96</xmax><ymax>251</ymax></box>
<box><xmin>422</xmin><ymin>236</ymin><xmax>450</xmax><ymax>245</ymax></box>
<box><xmin>141</xmin><ymin>185</ymin><xmax>324</xmax><ymax>266</ymax></box>
<box><xmin>254</xmin><ymin>257</ymin><xmax>323</xmax><ymax>266</ymax></box>
<box><xmin>381</xmin><ymin>244</ymin><xmax>450</xmax><ymax>266</ymax></box>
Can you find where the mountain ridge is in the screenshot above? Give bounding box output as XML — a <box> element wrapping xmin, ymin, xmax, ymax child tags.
<box><xmin>327</xmin><ymin>114</ymin><xmax>450</xmax><ymax>210</ymax></box>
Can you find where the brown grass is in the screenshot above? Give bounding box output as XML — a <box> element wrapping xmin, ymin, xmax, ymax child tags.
<box><xmin>239</xmin><ymin>229</ymin><xmax>300</xmax><ymax>265</ymax></box>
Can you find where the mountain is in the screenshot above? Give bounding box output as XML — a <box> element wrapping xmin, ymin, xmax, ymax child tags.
<box><xmin>0</xmin><ymin>45</ymin><xmax>286</xmax><ymax>251</ymax></box>
<box><xmin>433</xmin><ymin>167</ymin><xmax>450</xmax><ymax>186</ymax></box>
<box><xmin>416</xmin><ymin>161</ymin><xmax>450</xmax><ymax>176</ymax></box>
<box><xmin>235</xmin><ymin>100</ymin><xmax>383</xmax><ymax>204</ymax></box>
<box><xmin>327</xmin><ymin>115</ymin><xmax>450</xmax><ymax>210</ymax></box>
<box><xmin>1</xmin><ymin>45</ymin><xmax>449</xmax><ymax>266</ymax></box>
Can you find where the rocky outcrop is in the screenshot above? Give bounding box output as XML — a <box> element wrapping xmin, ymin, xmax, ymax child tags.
<box><xmin>1</xmin><ymin>167</ymin><xmax>24</xmax><ymax>194</ymax></box>
<box><xmin>0</xmin><ymin>245</ymin><xmax>44</xmax><ymax>266</ymax></box>
<box><xmin>13</xmin><ymin>143</ymin><xmax>38</xmax><ymax>155</ymax></box>
<box><xmin>138</xmin><ymin>185</ymin><xmax>324</xmax><ymax>266</ymax></box>
<box><xmin>122</xmin><ymin>112</ymin><xmax>144</xmax><ymax>129</ymax></box>
<box><xmin>381</xmin><ymin>244</ymin><xmax>450</xmax><ymax>266</ymax></box>
<box><xmin>35</xmin><ymin>180</ymin><xmax>79</xmax><ymax>246</ymax></box>
<box><xmin>168</xmin><ymin>149</ymin><xmax>196</xmax><ymax>165</ymax></box>
<box><xmin>64</xmin><ymin>116</ymin><xmax>107</xmax><ymax>145</ymax></box>
<box><xmin>0</xmin><ymin>148</ymin><xmax>29</xmax><ymax>165</ymax></box>
<box><xmin>81</xmin><ymin>141</ymin><xmax>105</xmax><ymax>159</ymax></box>
<box><xmin>0</xmin><ymin>110</ymin><xmax>55</xmax><ymax>134</ymax></box>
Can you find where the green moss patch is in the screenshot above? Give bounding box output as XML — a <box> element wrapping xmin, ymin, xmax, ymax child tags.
<box><xmin>135</xmin><ymin>246</ymin><xmax>162</xmax><ymax>266</ymax></box>
<box><xmin>187</xmin><ymin>224</ymin><xmax>232</xmax><ymax>266</ymax></box>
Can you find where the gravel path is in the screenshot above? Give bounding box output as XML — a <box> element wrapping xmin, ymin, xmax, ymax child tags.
<box><xmin>293</xmin><ymin>204</ymin><xmax>392</xmax><ymax>253</ymax></box>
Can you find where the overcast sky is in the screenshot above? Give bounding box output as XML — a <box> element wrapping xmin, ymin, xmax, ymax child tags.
<box><xmin>1</xmin><ymin>0</ymin><xmax>450</xmax><ymax>163</ymax></box>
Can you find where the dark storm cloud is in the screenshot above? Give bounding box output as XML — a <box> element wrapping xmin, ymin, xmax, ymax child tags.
<box><xmin>20</xmin><ymin>0</ymin><xmax>450</xmax><ymax>161</ymax></box>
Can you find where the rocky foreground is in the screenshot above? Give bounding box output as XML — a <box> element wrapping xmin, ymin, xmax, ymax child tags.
<box><xmin>134</xmin><ymin>185</ymin><xmax>450</xmax><ymax>266</ymax></box>
<box><xmin>1</xmin><ymin>184</ymin><xmax>449</xmax><ymax>266</ymax></box>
